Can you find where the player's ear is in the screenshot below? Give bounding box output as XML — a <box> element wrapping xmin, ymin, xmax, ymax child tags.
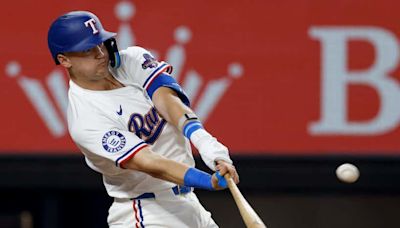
<box><xmin>57</xmin><ymin>54</ymin><xmax>72</xmax><ymax>68</ymax></box>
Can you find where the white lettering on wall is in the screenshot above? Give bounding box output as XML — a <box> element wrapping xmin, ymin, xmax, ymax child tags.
<box><xmin>309</xmin><ymin>27</ymin><xmax>400</xmax><ymax>135</ymax></box>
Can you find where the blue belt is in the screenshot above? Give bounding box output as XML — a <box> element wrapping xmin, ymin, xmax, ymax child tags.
<box><xmin>132</xmin><ymin>186</ymin><xmax>192</xmax><ymax>200</ymax></box>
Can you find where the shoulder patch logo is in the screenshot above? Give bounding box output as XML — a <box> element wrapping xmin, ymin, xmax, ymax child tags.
<box><xmin>141</xmin><ymin>53</ymin><xmax>158</xmax><ymax>69</ymax></box>
<box><xmin>102</xmin><ymin>131</ymin><xmax>126</xmax><ymax>153</ymax></box>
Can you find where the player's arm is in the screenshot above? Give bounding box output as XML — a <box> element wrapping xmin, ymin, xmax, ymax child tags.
<box><xmin>123</xmin><ymin>146</ymin><xmax>227</xmax><ymax>190</ymax></box>
<box><xmin>151</xmin><ymin>85</ymin><xmax>239</xmax><ymax>184</ymax></box>
<box><xmin>123</xmin><ymin>49</ymin><xmax>237</xmax><ymax>182</ymax></box>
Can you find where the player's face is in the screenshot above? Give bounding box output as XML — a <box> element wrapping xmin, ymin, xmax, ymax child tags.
<box><xmin>63</xmin><ymin>43</ymin><xmax>110</xmax><ymax>80</ymax></box>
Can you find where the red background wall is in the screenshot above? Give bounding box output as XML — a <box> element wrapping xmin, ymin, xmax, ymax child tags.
<box><xmin>1</xmin><ymin>0</ymin><xmax>400</xmax><ymax>155</ymax></box>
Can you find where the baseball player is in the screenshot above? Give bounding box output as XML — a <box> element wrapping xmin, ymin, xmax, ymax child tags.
<box><xmin>47</xmin><ymin>11</ymin><xmax>239</xmax><ymax>228</ymax></box>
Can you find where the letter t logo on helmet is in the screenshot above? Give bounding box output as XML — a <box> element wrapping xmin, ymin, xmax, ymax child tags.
<box><xmin>84</xmin><ymin>18</ymin><xmax>99</xmax><ymax>34</ymax></box>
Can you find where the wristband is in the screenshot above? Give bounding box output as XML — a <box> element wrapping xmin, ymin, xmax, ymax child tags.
<box><xmin>215</xmin><ymin>171</ymin><xmax>227</xmax><ymax>188</ymax></box>
<box><xmin>183</xmin><ymin>167</ymin><xmax>214</xmax><ymax>190</ymax></box>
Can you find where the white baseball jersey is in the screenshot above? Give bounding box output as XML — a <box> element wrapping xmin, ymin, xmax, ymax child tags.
<box><xmin>67</xmin><ymin>46</ymin><xmax>195</xmax><ymax>199</ymax></box>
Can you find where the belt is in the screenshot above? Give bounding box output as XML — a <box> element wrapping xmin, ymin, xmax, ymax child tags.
<box><xmin>132</xmin><ymin>185</ymin><xmax>192</xmax><ymax>200</ymax></box>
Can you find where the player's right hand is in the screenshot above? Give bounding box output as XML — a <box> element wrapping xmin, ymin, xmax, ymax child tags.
<box><xmin>215</xmin><ymin>160</ymin><xmax>239</xmax><ymax>184</ymax></box>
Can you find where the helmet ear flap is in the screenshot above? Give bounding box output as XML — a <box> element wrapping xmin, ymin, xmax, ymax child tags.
<box><xmin>104</xmin><ymin>38</ymin><xmax>121</xmax><ymax>68</ymax></box>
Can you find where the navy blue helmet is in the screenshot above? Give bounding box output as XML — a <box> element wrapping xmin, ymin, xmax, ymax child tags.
<box><xmin>47</xmin><ymin>11</ymin><xmax>120</xmax><ymax>68</ymax></box>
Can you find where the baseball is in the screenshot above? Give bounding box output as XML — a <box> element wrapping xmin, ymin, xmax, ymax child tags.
<box><xmin>336</xmin><ymin>163</ymin><xmax>360</xmax><ymax>183</ymax></box>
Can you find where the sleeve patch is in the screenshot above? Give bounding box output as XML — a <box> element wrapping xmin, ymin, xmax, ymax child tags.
<box><xmin>141</xmin><ymin>53</ymin><xmax>158</xmax><ymax>69</ymax></box>
<box><xmin>102</xmin><ymin>131</ymin><xmax>126</xmax><ymax>153</ymax></box>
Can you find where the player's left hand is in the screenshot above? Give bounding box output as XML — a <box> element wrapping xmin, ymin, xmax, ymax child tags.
<box><xmin>215</xmin><ymin>160</ymin><xmax>240</xmax><ymax>184</ymax></box>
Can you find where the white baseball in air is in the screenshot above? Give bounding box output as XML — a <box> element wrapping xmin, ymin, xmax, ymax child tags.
<box><xmin>336</xmin><ymin>163</ymin><xmax>360</xmax><ymax>183</ymax></box>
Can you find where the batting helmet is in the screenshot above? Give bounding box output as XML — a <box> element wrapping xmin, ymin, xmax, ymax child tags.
<box><xmin>47</xmin><ymin>11</ymin><xmax>121</xmax><ymax>68</ymax></box>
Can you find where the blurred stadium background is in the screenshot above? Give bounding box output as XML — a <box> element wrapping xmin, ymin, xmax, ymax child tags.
<box><xmin>2</xmin><ymin>0</ymin><xmax>400</xmax><ymax>227</ymax></box>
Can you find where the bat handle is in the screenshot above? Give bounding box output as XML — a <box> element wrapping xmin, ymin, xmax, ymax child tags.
<box><xmin>224</xmin><ymin>173</ymin><xmax>267</xmax><ymax>228</ymax></box>
<box><xmin>224</xmin><ymin>173</ymin><xmax>241</xmax><ymax>193</ymax></box>
<box><xmin>224</xmin><ymin>173</ymin><xmax>232</xmax><ymax>179</ymax></box>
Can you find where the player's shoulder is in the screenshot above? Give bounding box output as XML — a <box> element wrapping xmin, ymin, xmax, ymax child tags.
<box><xmin>67</xmin><ymin>94</ymin><xmax>113</xmax><ymax>140</ymax></box>
<box><xmin>120</xmin><ymin>46</ymin><xmax>149</xmax><ymax>59</ymax></box>
<box><xmin>118</xmin><ymin>46</ymin><xmax>155</xmax><ymax>74</ymax></box>
<box><xmin>67</xmin><ymin>102</ymin><xmax>97</xmax><ymax>130</ymax></box>
<box><xmin>67</xmin><ymin>108</ymin><xmax>112</xmax><ymax>143</ymax></box>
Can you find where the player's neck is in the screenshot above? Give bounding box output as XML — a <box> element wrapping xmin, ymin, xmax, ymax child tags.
<box><xmin>70</xmin><ymin>72</ymin><xmax>124</xmax><ymax>91</ymax></box>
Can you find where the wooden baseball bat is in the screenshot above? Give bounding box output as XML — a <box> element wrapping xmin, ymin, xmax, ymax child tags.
<box><xmin>224</xmin><ymin>174</ymin><xmax>266</xmax><ymax>228</ymax></box>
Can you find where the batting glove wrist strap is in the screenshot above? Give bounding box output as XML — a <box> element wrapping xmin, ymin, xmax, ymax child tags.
<box><xmin>183</xmin><ymin>167</ymin><xmax>214</xmax><ymax>191</ymax></box>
